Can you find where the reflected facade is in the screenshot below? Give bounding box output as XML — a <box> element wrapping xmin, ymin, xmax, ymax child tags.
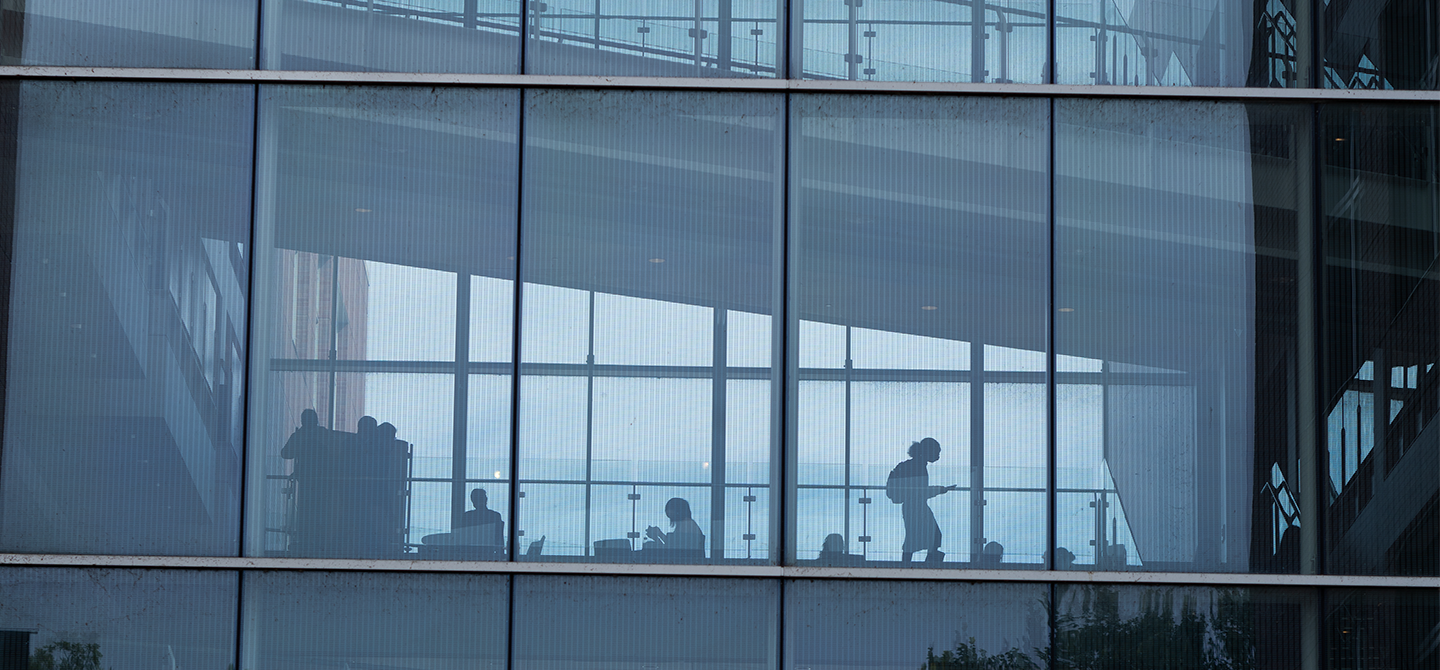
<box><xmin>1055</xmin><ymin>100</ymin><xmax>1310</xmax><ymax>573</ymax></box>
<box><xmin>1</xmin><ymin>0</ymin><xmax>1440</xmax><ymax>667</ymax></box>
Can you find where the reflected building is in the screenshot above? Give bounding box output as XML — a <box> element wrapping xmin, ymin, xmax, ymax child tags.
<box><xmin>0</xmin><ymin>0</ymin><xmax>1436</xmax><ymax>668</ymax></box>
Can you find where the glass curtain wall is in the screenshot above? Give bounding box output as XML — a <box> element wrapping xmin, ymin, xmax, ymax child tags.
<box><xmin>1321</xmin><ymin>103</ymin><xmax>1440</xmax><ymax>576</ymax></box>
<box><xmin>0</xmin><ymin>81</ymin><xmax>254</xmax><ymax>556</ymax></box>
<box><xmin>1055</xmin><ymin>99</ymin><xmax>1310</xmax><ymax>573</ymax></box>
<box><xmin>260</xmin><ymin>0</ymin><xmax>521</xmax><ymax>72</ymax></box>
<box><xmin>517</xmin><ymin>89</ymin><xmax>781</xmax><ymax>564</ymax></box>
<box><xmin>790</xmin><ymin>94</ymin><xmax>1049</xmax><ymax>567</ymax></box>
<box><xmin>245</xmin><ymin>85</ymin><xmax>520</xmax><ymax>560</ymax></box>
<box><xmin>795</xmin><ymin>0</ymin><xmax>1047</xmax><ymax>82</ymax></box>
<box><xmin>0</xmin><ymin>0</ymin><xmax>256</xmax><ymax>68</ymax></box>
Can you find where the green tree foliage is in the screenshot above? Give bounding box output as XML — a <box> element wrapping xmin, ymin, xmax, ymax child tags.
<box><xmin>1045</xmin><ymin>587</ymin><xmax>1256</xmax><ymax>670</ymax></box>
<box><xmin>30</xmin><ymin>641</ymin><xmax>103</xmax><ymax>670</ymax></box>
<box><xmin>920</xmin><ymin>638</ymin><xmax>1040</xmax><ymax>670</ymax></box>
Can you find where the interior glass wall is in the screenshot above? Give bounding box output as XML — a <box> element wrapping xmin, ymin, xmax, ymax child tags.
<box><xmin>525</xmin><ymin>0</ymin><xmax>783</xmax><ymax>77</ymax></box>
<box><xmin>513</xmin><ymin>575</ymin><xmax>778</xmax><ymax>669</ymax></box>
<box><xmin>1055</xmin><ymin>99</ymin><xmax>1310</xmax><ymax>573</ymax></box>
<box><xmin>790</xmin><ymin>94</ymin><xmax>1048</xmax><ymax>567</ymax></box>
<box><xmin>245</xmin><ymin>85</ymin><xmax>520</xmax><ymax>559</ymax></box>
<box><xmin>0</xmin><ymin>568</ymin><xmax>239</xmax><ymax>670</ymax></box>
<box><xmin>518</xmin><ymin>89</ymin><xmax>780</xmax><ymax>564</ymax></box>
<box><xmin>795</xmin><ymin>0</ymin><xmax>1047</xmax><ymax>82</ymax></box>
<box><xmin>1325</xmin><ymin>588</ymin><xmax>1440</xmax><ymax>668</ymax></box>
<box><xmin>260</xmin><ymin>0</ymin><xmax>521</xmax><ymax>72</ymax></box>
<box><xmin>785</xmin><ymin>580</ymin><xmax>1048</xmax><ymax>669</ymax></box>
<box><xmin>1321</xmin><ymin>103</ymin><xmax>1440</xmax><ymax>576</ymax></box>
<box><xmin>240</xmin><ymin>571</ymin><xmax>509</xmax><ymax>670</ymax></box>
<box><xmin>1</xmin><ymin>0</ymin><xmax>256</xmax><ymax>68</ymax></box>
<box><xmin>0</xmin><ymin>81</ymin><xmax>253</xmax><ymax>556</ymax></box>
<box><xmin>1054</xmin><ymin>0</ymin><xmax>1303</xmax><ymax>86</ymax></box>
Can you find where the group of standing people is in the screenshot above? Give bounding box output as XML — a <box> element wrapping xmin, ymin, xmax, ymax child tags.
<box><xmin>281</xmin><ymin>409</ymin><xmax>410</xmax><ymax>556</ymax></box>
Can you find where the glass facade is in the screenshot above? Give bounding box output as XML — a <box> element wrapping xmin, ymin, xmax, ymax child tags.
<box><xmin>0</xmin><ymin>0</ymin><xmax>1437</xmax><ymax>668</ymax></box>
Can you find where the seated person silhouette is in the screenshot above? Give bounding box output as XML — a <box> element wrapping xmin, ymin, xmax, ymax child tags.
<box><xmin>643</xmin><ymin>498</ymin><xmax>705</xmax><ymax>561</ymax></box>
<box><xmin>458</xmin><ymin>488</ymin><xmax>505</xmax><ymax>545</ymax></box>
<box><xmin>977</xmin><ymin>541</ymin><xmax>1004</xmax><ymax>567</ymax></box>
<box><xmin>817</xmin><ymin>533</ymin><xmax>864</xmax><ymax>566</ymax></box>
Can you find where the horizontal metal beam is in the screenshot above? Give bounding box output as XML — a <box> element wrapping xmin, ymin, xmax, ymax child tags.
<box><xmin>0</xmin><ymin>67</ymin><xmax>1437</xmax><ymax>102</ymax></box>
<box><xmin>2</xmin><ymin>553</ymin><xmax>1438</xmax><ymax>588</ymax></box>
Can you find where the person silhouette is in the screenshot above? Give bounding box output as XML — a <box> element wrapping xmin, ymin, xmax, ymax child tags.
<box><xmin>886</xmin><ymin>437</ymin><xmax>957</xmax><ymax>564</ymax></box>
<box><xmin>645</xmin><ymin>498</ymin><xmax>705</xmax><ymax>555</ymax></box>
<box><xmin>459</xmin><ymin>488</ymin><xmax>505</xmax><ymax>538</ymax></box>
<box><xmin>280</xmin><ymin>409</ymin><xmax>325</xmax><ymax>461</ymax></box>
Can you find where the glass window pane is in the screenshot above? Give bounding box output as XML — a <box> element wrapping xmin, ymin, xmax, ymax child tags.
<box><xmin>261</xmin><ymin>0</ymin><xmax>520</xmax><ymax>73</ymax></box>
<box><xmin>11</xmin><ymin>0</ymin><xmax>256</xmax><ymax>67</ymax></box>
<box><xmin>242</xmin><ymin>571</ymin><xmax>508</xmax><ymax>670</ymax></box>
<box><xmin>0</xmin><ymin>568</ymin><xmax>237</xmax><ymax>670</ymax></box>
<box><xmin>525</xmin><ymin>0</ymin><xmax>782</xmax><ymax>77</ymax></box>
<box><xmin>797</xmin><ymin>0</ymin><xmax>1046</xmax><ymax>83</ymax></box>
<box><xmin>1055</xmin><ymin>0</ymin><xmax>1303</xmax><ymax>86</ymax></box>
<box><xmin>1322</xmin><ymin>0</ymin><xmax>1438</xmax><ymax>90</ymax></box>
<box><xmin>518</xmin><ymin>89</ymin><xmax>780</xmax><ymax>564</ymax></box>
<box><xmin>246</xmin><ymin>85</ymin><xmax>519</xmax><ymax>560</ymax></box>
<box><xmin>1</xmin><ymin>82</ymin><xmax>253</xmax><ymax>555</ymax></box>
<box><xmin>1056</xmin><ymin>585</ymin><xmax>1311</xmax><ymax>668</ymax></box>
<box><xmin>1321</xmin><ymin>103</ymin><xmax>1440</xmax><ymax>576</ymax></box>
<box><xmin>1326</xmin><ymin>588</ymin><xmax>1440</xmax><ymax>668</ymax></box>
<box><xmin>786</xmin><ymin>580</ymin><xmax>1048</xmax><ymax>669</ymax></box>
<box><xmin>1056</xmin><ymin>99</ymin><xmax>1309</xmax><ymax>573</ymax></box>
<box><xmin>791</xmin><ymin>94</ymin><xmax>1048</xmax><ymax>567</ymax></box>
<box><xmin>513</xmin><ymin>575</ymin><xmax>776</xmax><ymax>669</ymax></box>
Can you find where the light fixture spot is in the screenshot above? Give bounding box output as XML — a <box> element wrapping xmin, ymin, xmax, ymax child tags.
<box><xmin>493</xmin><ymin>470</ymin><xmax>503</xmax><ymax>478</ymax></box>
<box><xmin>1334</xmin><ymin>137</ymin><xmax>1345</xmax><ymax>142</ymax></box>
<box><xmin>702</xmin><ymin>461</ymin><xmax>710</xmax><ymax>469</ymax></box>
<box><xmin>921</xmin><ymin>305</ymin><xmax>938</xmax><ymax>311</ymax></box>
<box><xmin>354</xmin><ymin>208</ymin><xmax>372</xmax><ymax>213</ymax></box>
<box><xmin>506</xmin><ymin>256</ymin><xmax>516</xmax><ymax>261</ymax></box>
<box><xmin>59</xmin><ymin>292</ymin><xmax>67</xmax><ymax>298</ymax></box>
<box><xmin>648</xmin><ymin>258</ymin><xmax>666</xmax><ymax>264</ymax></box>
<box><xmin>1059</xmin><ymin>307</ymin><xmax>1076</xmax><ymax>313</ymax></box>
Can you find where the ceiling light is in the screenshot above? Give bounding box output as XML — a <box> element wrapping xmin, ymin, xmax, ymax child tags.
<box><xmin>1059</xmin><ymin>307</ymin><xmax>1075</xmax><ymax>312</ymax></box>
<box><xmin>648</xmin><ymin>258</ymin><xmax>665</xmax><ymax>264</ymax></box>
<box><xmin>921</xmin><ymin>305</ymin><xmax>938</xmax><ymax>311</ymax></box>
<box><xmin>354</xmin><ymin>208</ymin><xmax>372</xmax><ymax>213</ymax></box>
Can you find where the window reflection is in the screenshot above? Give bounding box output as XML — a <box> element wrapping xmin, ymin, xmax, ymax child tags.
<box><xmin>1</xmin><ymin>82</ymin><xmax>253</xmax><ymax>555</ymax></box>
<box><xmin>8</xmin><ymin>0</ymin><xmax>256</xmax><ymax>67</ymax></box>
<box><xmin>1054</xmin><ymin>0</ymin><xmax>1301</xmax><ymax>86</ymax></box>
<box><xmin>1055</xmin><ymin>100</ymin><xmax>1309</xmax><ymax>572</ymax></box>
<box><xmin>798</xmin><ymin>0</ymin><xmax>1047</xmax><ymax>83</ymax></box>
<box><xmin>242</xmin><ymin>571</ymin><xmax>508</xmax><ymax>670</ymax></box>
<box><xmin>517</xmin><ymin>90</ymin><xmax>780</xmax><ymax>564</ymax></box>
<box><xmin>786</xmin><ymin>580</ymin><xmax>1048</xmax><ymax>669</ymax></box>
<box><xmin>0</xmin><ymin>568</ymin><xmax>237</xmax><ymax>670</ymax></box>
<box><xmin>246</xmin><ymin>86</ymin><xmax>519</xmax><ymax>559</ymax></box>
<box><xmin>262</xmin><ymin>0</ymin><xmax>522</xmax><ymax>72</ymax></box>
<box><xmin>513</xmin><ymin>575</ymin><xmax>777</xmax><ymax>669</ymax></box>
<box><xmin>791</xmin><ymin>94</ymin><xmax>1049</xmax><ymax>567</ymax></box>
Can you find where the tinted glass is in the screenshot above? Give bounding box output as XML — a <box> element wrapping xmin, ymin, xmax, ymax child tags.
<box><xmin>0</xmin><ymin>568</ymin><xmax>237</xmax><ymax>670</ymax></box>
<box><xmin>261</xmin><ymin>0</ymin><xmax>520</xmax><ymax>72</ymax></box>
<box><xmin>513</xmin><ymin>575</ymin><xmax>776</xmax><ymax>668</ymax></box>
<box><xmin>1056</xmin><ymin>99</ymin><xmax>1311</xmax><ymax>572</ymax></box>
<box><xmin>524</xmin><ymin>0</ymin><xmax>781</xmax><ymax>76</ymax></box>
<box><xmin>1</xmin><ymin>82</ymin><xmax>253</xmax><ymax>555</ymax></box>
<box><xmin>1322</xmin><ymin>0</ymin><xmax>1439</xmax><ymax>89</ymax></box>
<box><xmin>4</xmin><ymin>0</ymin><xmax>256</xmax><ymax>68</ymax></box>
<box><xmin>791</xmin><ymin>94</ymin><xmax>1048</xmax><ymax>567</ymax></box>
<box><xmin>517</xmin><ymin>90</ymin><xmax>779</xmax><ymax>564</ymax></box>
<box><xmin>246</xmin><ymin>86</ymin><xmax>519</xmax><ymax>559</ymax></box>
<box><xmin>241</xmin><ymin>571</ymin><xmax>508</xmax><ymax>670</ymax></box>
<box><xmin>1055</xmin><ymin>584</ymin><xmax>1310</xmax><ymax>668</ymax></box>
<box><xmin>1055</xmin><ymin>0</ymin><xmax>1304</xmax><ymax>86</ymax></box>
<box><xmin>1326</xmin><ymin>588</ymin><xmax>1440</xmax><ymax>668</ymax></box>
<box><xmin>786</xmin><ymin>580</ymin><xmax>1048</xmax><ymax>669</ymax></box>
<box><xmin>1321</xmin><ymin>103</ymin><xmax>1440</xmax><ymax>576</ymax></box>
<box><xmin>796</xmin><ymin>0</ymin><xmax>1045</xmax><ymax>82</ymax></box>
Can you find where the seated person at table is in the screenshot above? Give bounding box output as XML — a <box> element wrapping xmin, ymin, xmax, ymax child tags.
<box><xmin>457</xmin><ymin>488</ymin><xmax>504</xmax><ymax>545</ymax></box>
<box><xmin>644</xmin><ymin>498</ymin><xmax>705</xmax><ymax>555</ymax></box>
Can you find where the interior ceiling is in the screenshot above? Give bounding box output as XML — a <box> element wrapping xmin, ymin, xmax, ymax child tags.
<box><xmin>259</xmin><ymin>98</ymin><xmax>1279</xmax><ymax>372</ymax></box>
